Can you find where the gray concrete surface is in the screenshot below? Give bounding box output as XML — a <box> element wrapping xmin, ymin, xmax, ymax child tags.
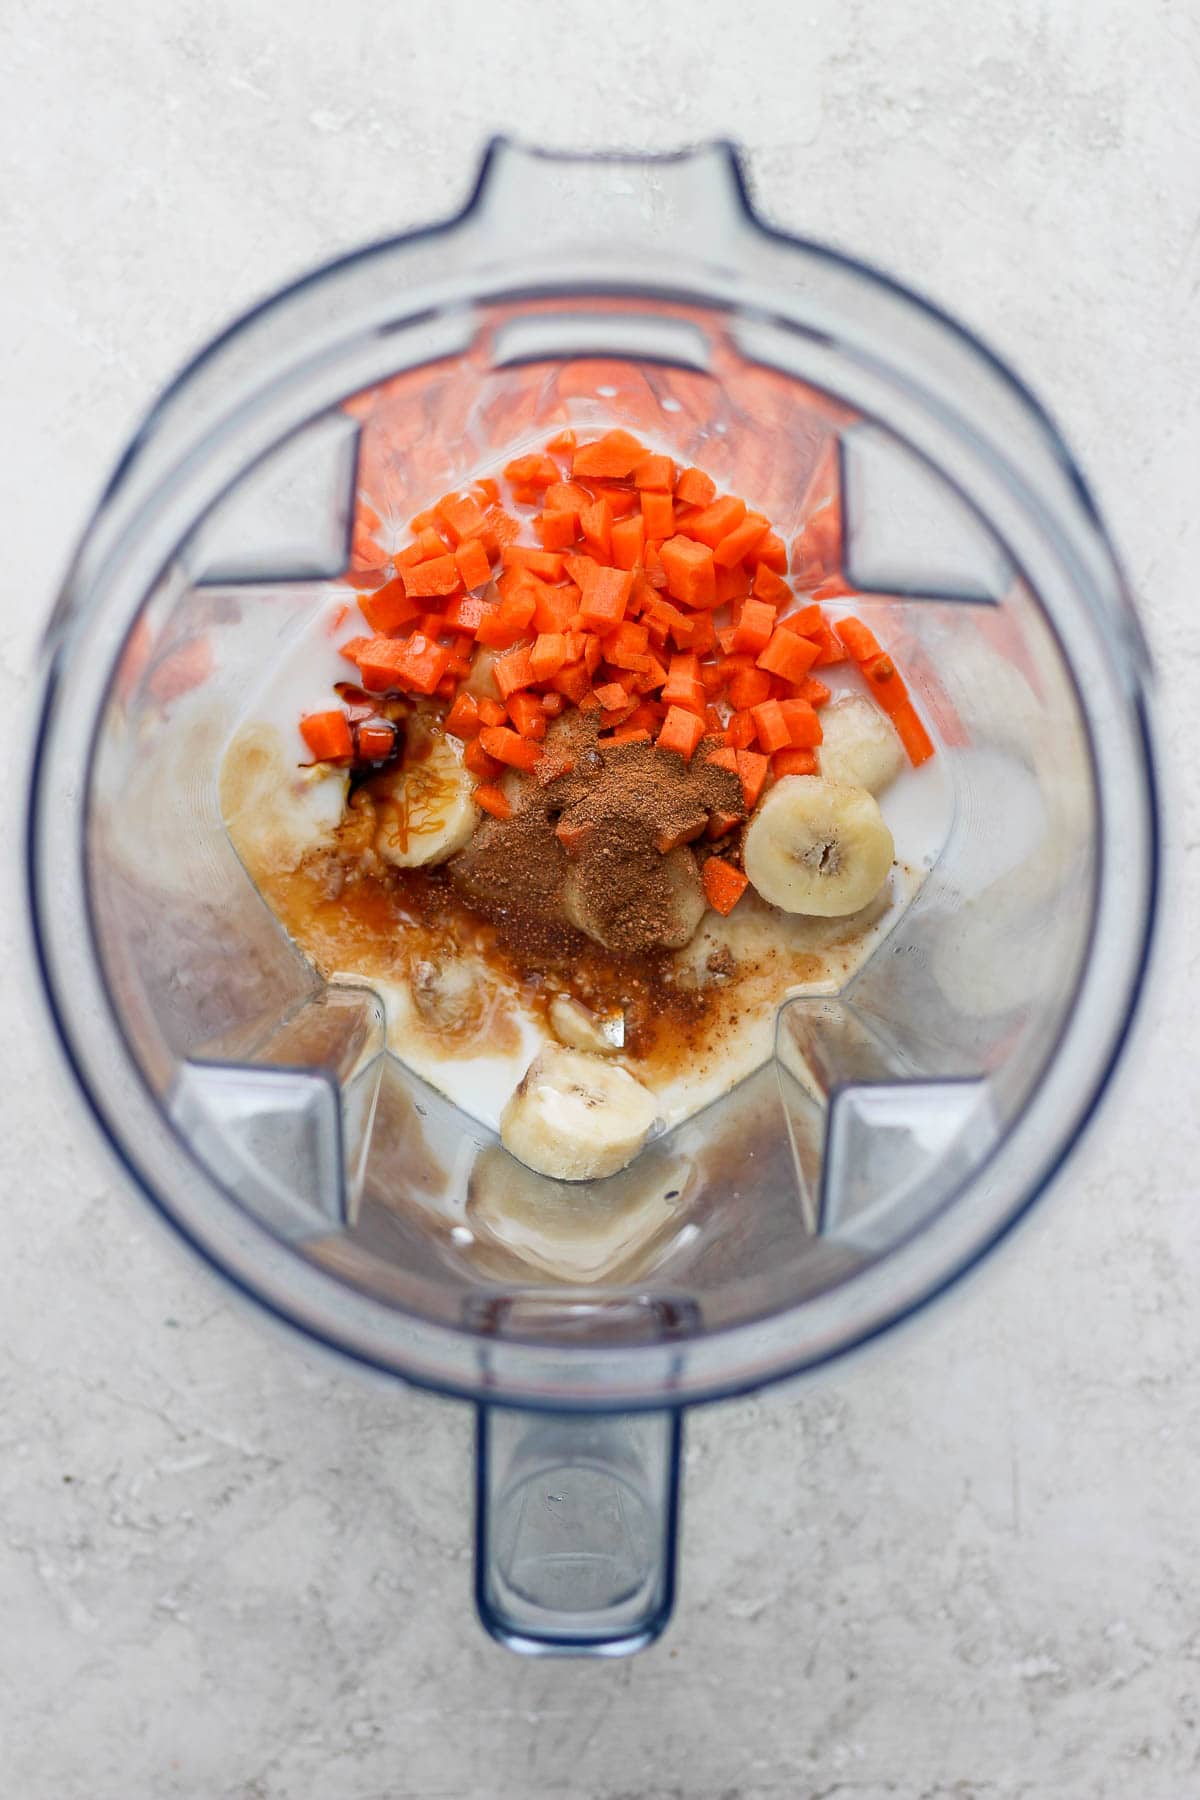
<box><xmin>2</xmin><ymin>1</ymin><xmax>1198</xmax><ymax>1795</ymax></box>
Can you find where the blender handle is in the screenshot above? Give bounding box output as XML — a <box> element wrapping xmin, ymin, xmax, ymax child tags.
<box><xmin>474</xmin><ymin>1403</ymin><xmax>683</xmax><ymax>1655</ymax></box>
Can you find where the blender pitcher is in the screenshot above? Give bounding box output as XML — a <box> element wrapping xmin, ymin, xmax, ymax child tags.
<box><xmin>27</xmin><ymin>143</ymin><xmax>1158</xmax><ymax>1654</ymax></box>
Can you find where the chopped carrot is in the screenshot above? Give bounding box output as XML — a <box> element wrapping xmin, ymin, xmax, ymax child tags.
<box><xmin>474</xmin><ymin>784</ymin><xmax>512</xmax><ymax>819</ymax></box>
<box><xmin>634</xmin><ymin>453</ymin><xmax>674</xmax><ymax>491</ymax></box>
<box><xmin>750</xmin><ymin>699</ymin><xmax>793</xmax><ymax>755</ymax></box>
<box><xmin>657</xmin><ymin>705</ymin><xmax>706</xmax><ymax>761</ymax></box>
<box><xmin>502</xmin><ymin>544</ymin><xmax>565</xmax><ymax>581</ymax></box>
<box><xmin>463</xmin><ymin>737</ymin><xmax>502</xmax><ymax>781</ymax></box>
<box><xmin>640</xmin><ymin>490</ymin><xmax>674</xmax><ymax>540</ymax></box>
<box><xmin>780</xmin><ymin>601</ymin><xmax>824</xmax><ymax>637</ymax></box>
<box><xmin>553</xmin><ymin>662</ymin><xmax>592</xmax><ymax>706</ymax></box>
<box><xmin>592</xmin><ymin>681</ymin><xmax>628</xmax><ymax>713</ymax></box>
<box><xmin>454</xmin><ymin>538</ymin><xmax>492</xmax><ymax>591</ymax></box>
<box><xmin>756</xmin><ymin>628</ymin><xmax>821</xmax><ymax>685</ymax></box>
<box><xmin>685</xmin><ymin>495</ymin><xmax>746</xmax><ymax>549</ymax></box>
<box><xmin>390</xmin><ymin>633</ymin><xmax>451</xmax><ymax>695</ymax></box>
<box><xmin>435</xmin><ymin>492</ymin><xmax>487</xmax><ymax>544</ymax></box>
<box><xmin>442</xmin><ymin>591</ymin><xmax>490</xmax><ymax>636</ymax></box>
<box><xmin>727</xmin><ymin>666</ymin><xmax>772</xmax><ymax>711</ymax></box>
<box><xmin>493</xmin><ymin>644</ymin><xmax>536</xmax><ymax>699</ymax></box>
<box><xmin>503</xmin><ymin>453</ymin><xmax>560</xmax><ymax>489</ymax></box>
<box><xmin>725</xmin><ymin>710</ymin><xmax>757</xmax><ymax>750</ymax></box>
<box><xmin>339</xmin><ymin>634</ymin><xmax>373</xmax><ymax>665</ymax></box>
<box><xmin>546</xmin><ymin>426</ymin><xmax>576</xmax><ymax>456</ymax></box>
<box><xmin>594</xmin><ymin>484</ymin><xmax>641</xmax><ymax>520</ymax></box>
<box><xmin>702</xmin><ymin>857</ymin><xmax>749</xmax><ymax>916</ymax></box>
<box><xmin>444</xmin><ymin>691</ymin><xmax>482</xmax><ymax>738</ymax></box>
<box><xmin>476</xmin><ymin>697</ymin><xmax>508</xmax><ymax>728</ymax></box>
<box><xmin>611</xmin><ymin>514</ymin><xmax>645</xmax><ymax>570</ymax></box>
<box><xmin>358</xmin><ymin>578</ymin><xmax>420</xmax><ymax>635</ymax></box>
<box><xmin>537</xmin><ymin>510</ymin><xmax>578</xmax><ymax>551</ymax></box>
<box><xmin>778</xmin><ymin>697</ymin><xmax>823</xmax><ymax>747</ymax></box>
<box><xmin>609</xmin><ymin>725</ymin><xmax>653</xmax><ymax>745</ymax></box>
<box><xmin>834</xmin><ymin>616</ymin><xmax>884</xmax><ymax>662</ymax></box>
<box><xmin>797</xmin><ymin>675</ymin><xmax>832</xmax><ymax>708</ymax></box>
<box><xmin>354</xmin><ymin>637</ymin><xmax>407</xmax><ymax>691</ymax></box>
<box><xmin>660</xmin><ymin>535</ymin><xmax>717</xmax><ymax>609</ymax></box>
<box><xmin>579</xmin><ymin>497</ymin><xmax>613</xmax><ymax>561</ymax></box>
<box><xmin>572</xmin><ymin>429</ymin><xmax>646</xmax><ymax>479</ymax></box>
<box><xmin>357</xmin><ymin>719</ymin><xmax>397</xmax><ymax>761</ymax></box>
<box><xmin>530</xmin><ymin>632</ymin><xmax>568</xmax><ymax>682</ymax></box>
<box><xmin>735</xmin><ymin>749</ymin><xmax>770</xmax><ymax>809</ymax></box>
<box><xmin>479</xmin><ymin>725</ymin><xmax>543</xmax><ymax>772</ymax></box>
<box><xmin>756</xmin><ymin>531</ymin><xmax>788</xmax><ymax>572</ymax></box>
<box><xmin>577</xmin><ymin>565</ymin><xmax>633</xmax><ymax>632</ymax></box>
<box><xmin>713</xmin><ymin>512</ymin><xmax>770</xmax><ymax>568</ymax></box>
<box><xmin>541</xmin><ymin>690</ymin><xmax>565</xmax><ymax>717</ymax></box>
<box><xmin>773</xmin><ymin>748</ymin><xmax>819</xmax><ymax>777</ymax></box>
<box><xmin>300</xmin><ymin>710</ymin><xmax>353</xmax><ymax>762</ymax></box>
<box><xmin>751</xmin><ymin>563</ymin><xmax>792</xmax><ymax>606</ymax></box>
<box><xmin>731</xmin><ymin>599</ymin><xmax>776</xmax><ymax>655</ymax></box>
<box><xmin>675</xmin><ymin>466</ymin><xmax>716</xmax><ymax>507</ymax></box>
<box><xmin>401</xmin><ymin>555</ymin><xmax>461</xmax><ymax>599</ymax></box>
<box><xmin>507</xmin><ymin>691</ymin><xmax>548</xmax><ymax>740</ymax></box>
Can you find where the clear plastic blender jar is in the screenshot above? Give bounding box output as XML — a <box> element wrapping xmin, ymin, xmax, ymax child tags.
<box><xmin>27</xmin><ymin>143</ymin><xmax>1158</xmax><ymax>1654</ymax></box>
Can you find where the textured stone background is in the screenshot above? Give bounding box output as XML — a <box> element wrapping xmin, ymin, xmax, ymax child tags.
<box><xmin>2</xmin><ymin>1</ymin><xmax>1198</xmax><ymax>1795</ymax></box>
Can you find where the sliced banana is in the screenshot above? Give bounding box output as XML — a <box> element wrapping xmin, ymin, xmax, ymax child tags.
<box><xmin>500</xmin><ymin>1045</ymin><xmax>658</xmax><ymax>1181</ymax></box>
<box><xmin>562</xmin><ymin>843</ymin><xmax>706</xmax><ymax>953</ymax></box>
<box><xmin>744</xmin><ymin>776</ymin><xmax>894</xmax><ymax>917</ymax></box>
<box><xmin>549</xmin><ymin>992</ymin><xmax>625</xmax><ymax>1054</ymax></box>
<box><xmin>374</xmin><ymin>713</ymin><xmax>478</xmax><ymax>868</ymax></box>
<box><xmin>817</xmin><ymin>694</ymin><xmax>904</xmax><ymax>795</ymax></box>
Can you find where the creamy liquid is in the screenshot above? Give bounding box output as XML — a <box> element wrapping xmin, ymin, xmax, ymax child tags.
<box><xmin>219</xmin><ymin>592</ymin><xmax>954</xmax><ymax>1136</ymax></box>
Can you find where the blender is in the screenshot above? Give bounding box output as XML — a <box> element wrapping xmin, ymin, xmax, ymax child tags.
<box><xmin>27</xmin><ymin>142</ymin><xmax>1158</xmax><ymax>1654</ymax></box>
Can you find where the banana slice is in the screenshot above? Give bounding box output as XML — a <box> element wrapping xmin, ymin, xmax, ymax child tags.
<box><xmin>549</xmin><ymin>993</ymin><xmax>625</xmax><ymax>1054</ymax></box>
<box><xmin>562</xmin><ymin>843</ymin><xmax>707</xmax><ymax>953</ymax></box>
<box><xmin>817</xmin><ymin>694</ymin><xmax>904</xmax><ymax>795</ymax></box>
<box><xmin>500</xmin><ymin>1045</ymin><xmax>659</xmax><ymax>1181</ymax></box>
<box><xmin>374</xmin><ymin>713</ymin><xmax>478</xmax><ymax>868</ymax></box>
<box><xmin>744</xmin><ymin>776</ymin><xmax>894</xmax><ymax>917</ymax></box>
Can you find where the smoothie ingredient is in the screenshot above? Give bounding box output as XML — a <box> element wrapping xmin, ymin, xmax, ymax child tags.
<box><xmin>815</xmin><ymin>694</ymin><xmax>905</xmax><ymax>795</ymax></box>
<box><xmin>499</xmin><ymin>1044</ymin><xmax>659</xmax><ymax>1181</ymax></box>
<box><xmin>371</xmin><ymin>716</ymin><xmax>479</xmax><ymax>868</ymax></box>
<box><xmin>743</xmin><ymin>777</ymin><xmax>895</xmax><ymax>917</ymax></box>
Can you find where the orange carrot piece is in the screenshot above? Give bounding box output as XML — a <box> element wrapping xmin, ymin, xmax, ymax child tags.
<box><xmin>657</xmin><ymin>705</ymin><xmax>706</xmax><ymax>761</ymax></box>
<box><xmin>358</xmin><ymin>578</ymin><xmax>420</xmax><ymax>635</ymax></box>
<box><xmin>750</xmin><ymin>699</ymin><xmax>792</xmax><ymax>755</ymax></box>
<box><xmin>780</xmin><ymin>601</ymin><xmax>824</xmax><ymax>637</ymax></box>
<box><xmin>594</xmin><ymin>680</ymin><xmax>630</xmax><ymax>712</ymax></box>
<box><xmin>702</xmin><ymin>857</ymin><xmax>749</xmax><ymax>916</ymax></box>
<box><xmin>579</xmin><ymin>497</ymin><xmax>613</xmax><ymax>561</ymax></box>
<box><xmin>725</xmin><ymin>710</ymin><xmax>757</xmax><ymax>750</ymax></box>
<box><xmin>778</xmin><ymin>697</ymin><xmax>823</xmax><ymax>747</ymax></box>
<box><xmin>773</xmin><ymin>748</ymin><xmax>819</xmax><ymax>777</ymax></box>
<box><xmin>634</xmin><ymin>453</ymin><xmax>674</xmax><ymax>491</ymax></box>
<box><xmin>442</xmin><ymin>591</ymin><xmax>490</xmax><ymax>636</ymax></box>
<box><xmin>507</xmin><ymin>691</ymin><xmax>548</xmax><ymax>740</ymax></box>
<box><xmin>444</xmin><ymin>691</ymin><xmax>482</xmax><ymax>738</ymax></box>
<box><xmin>751</xmin><ymin>563</ymin><xmax>792</xmax><ymax>606</ymax></box>
<box><xmin>685</xmin><ymin>495</ymin><xmax>746</xmax><ymax>549</ymax></box>
<box><xmin>537</xmin><ymin>510</ymin><xmax>579</xmax><ymax>551</ymax></box>
<box><xmin>571</xmin><ymin>429</ymin><xmax>646</xmax><ymax>479</ymax></box>
<box><xmin>736</xmin><ymin>749</ymin><xmax>770</xmax><ymax>809</ymax></box>
<box><xmin>808</xmin><ymin>621</ymin><xmax>848</xmax><ymax>666</ymax></box>
<box><xmin>578</xmin><ymin>566</ymin><xmax>634</xmax><ymax>632</ymax></box>
<box><xmin>659</xmin><ymin>535</ymin><xmax>717</xmax><ymax>609</ymax></box>
<box><xmin>390</xmin><ymin>632</ymin><xmax>452</xmax><ymax>695</ymax></box>
<box><xmin>530</xmin><ymin>632</ymin><xmax>568</xmax><ymax>682</ymax></box>
<box><xmin>435</xmin><ymin>492</ymin><xmax>487</xmax><ymax>544</ymax></box>
<box><xmin>757</xmin><ymin>628</ymin><xmax>821</xmax><ymax>685</ymax></box>
<box><xmin>796</xmin><ymin>675</ymin><xmax>831</xmax><ymax>708</ymax></box>
<box><xmin>474</xmin><ymin>783</ymin><xmax>512</xmax><ymax>819</ymax></box>
<box><xmin>552</xmin><ymin>662</ymin><xmax>592</xmax><ymax>706</ymax></box>
<box><xmin>731</xmin><ymin>598</ymin><xmax>777</xmax><ymax>655</ymax></box>
<box><xmin>501</xmin><ymin>544</ymin><xmax>565</xmax><ymax>580</ymax></box>
<box><xmin>493</xmin><ymin>645</ymin><xmax>536</xmax><ymax>700</ymax></box>
<box><xmin>300</xmin><ymin>710</ymin><xmax>353</xmax><ymax>762</ymax></box>
<box><xmin>401</xmin><ymin>554</ymin><xmax>461</xmax><ymax>599</ymax></box>
<box><xmin>834</xmin><ymin>616</ymin><xmax>884</xmax><ymax>662</ymax></box>
<box><xmin>675</xmin><ymin>466</ymin><xmax>716</xmax><ymax>508</ymax></box>
<box><xmin>609</xmin><ymin>725</ymin><xmax>653</xmax><ymax>745</ymax></box>
<box><xmin>476</xmin><ymin>697</ymin><xmax>508</xmax><ymax>728</ymax></box>
<box><xmin>454</xmin><ymin>538</ymin><xmax>492</xmax><ymax>591</ymax></box>
<box><xmin>611</xmin><ymin>514</ymin><xmax>645</xmax><ymax>570</ymax></box>
<box><xmin>756</xmin><ymin>531</ymin><xmax>788</xmax><ymax>572</ymax></box>
<box><xmin>727</xmin><ymin>666</ymin><xmax>772</xmax><ymax>711</ymax></box>
<box><xmin>640</xmin><ymin>490</ymin><xmax>675</xmax><ymax>540</ymax></box>
<box><xmin>479</xmin><ymin>725</ymin><xmax>543</xmax><ymax>772</ymax></box>
<box><xmin>713</xmin><ymin>512</ymin><xmax>770</xmax><ymax>568</ymax></box>
<box><xmin>463</xmin><ymin>737</ymin><xmax>503</xmax><ymax>780</ymax></box>
<box><xmin>546</xmin><ymin>426</ymin><xmax>576</xmax><ymax>455</ymax></box>
<box><xmin>503</xmin><ymin>452</ymin><xmax>560</xmax><ymax>489</ymax></box>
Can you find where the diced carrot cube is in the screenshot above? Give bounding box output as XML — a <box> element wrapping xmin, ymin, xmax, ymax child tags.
<box><xmin>731</xmin><ymin>598</ymin><xmax>777</xmax><ymax>655</ymax></box>
<box><xmin>493</xmin><ymin>645</ymin><xmax>536</xmax><ymax>700</ymax></box>
<box><xmin>643</xmin><ymin>541</ymin><xmax>667</xmax><ymax>589</ymax></box>
<box><xmin>454</xmin><ymin>538</ymin><xmax>492</xmax><ymax>591</ymax></box>
<box><xmin>640</xmin><ymin>490</ymin><xmax>675</xmax><ymax>540</ymax></box>
<box><xmin>834</xmin><ymin>616</ymin><xmax>885</xmax><ymax>662</ymax></box>
<box><xmin>736</xmin><ymin>750</ymin><xmax>770</xmax><ymax>809</ymax></box>
<box><xmin>339</xmin><ymin>634</ymin><xmax>373</xmax><ymax>664</ymax></box>
<box><xmin>713</xmin><ymin>512</ymin><xmax>770</xmax><ymax>568</ymax></box>
<box><xmin>442</xmin><ymin>591</ymin><xmax>490</xmax><ymax>636</ymax></box>
<box><xmin>609</xmin><ymin>725</ymin><xmax>653</xmax><ymax>744</ymax></box>
<box><xmin>537</xmin><ymin>510</ymin><xmax>578</xmax><ymax>551</ymax></box>
<box><xmin>552</xmin><ymin>662</ymin><xmax>592</xmax><ymax>706</ymax></box>
<box><xmin>579</xmin><ymin>497</ymin><xmax>613</xmax><ymax>561</ymax></box>
<box><xmin>752</xmin><ymin>563</ymin><xmax>792</xmax><ymax>606</ymax></box>
<box><xmin>772</xmin><ymin>748</ymin><xmax>819</xmax><ymax>778</ymax></box>
<box><xmin>530</xmin><ymin>632</ymin><xmax>568</xmax><ymax>682</ymax></box>
<box><xmin>727</xmin><ymin>666</ymin><xmax>772</xmax><ymax>710</ymax></box>
<box><xmin>299</xmin><ymin>710</ymin><xmax>353</xmax><ymax>762</ymax></box>
<box><xmin>657</xmin><ymin>705</ymin><xmax>706</xmax><ymax>761</ymax></box>
<box><xmin>705</xmin><ymin>746</ymin><xmax>740</xmax><ymax>774</ymax></box>
<box><xmin>473</xmin><ymin>783</ymin><xmax>512</xmax><ymax>819</ymax></box>
<box><xmin>702</xmin><ymin>856</ymin><xmax>749</xmax><ymax>916</ymax></box>
<box><xmin>358</xmin><ymin>578</ymin><xmax>420</xmax><ymax>635</ymax></box>
<box><xmin>391</xmin><ymin>632</ymin><xmax>452</xmax><ymax>695</ymax></box>
<box><xmin>507</xmin><ymin>691</ymin><xmax>548</xmax><ymax>740</ymax></box>
<box><xmin>594</xmin><ymin>681</ymin><xmax>630</xmax><ymax>712</ymax></box>
<box><xmin>503</xmin><ymin>453</ymin><xmax>560</xmax><ymax>489</ymax></box>
<box><xmin>725</xmin><ymin>710</ymin><xmax>757</xmax><ymax>750</ymax></box>
<box><xmin>541</xmin><ymin>691</ymin><xmax>565</xmax><ymax>717</ymax></box>
<box><xmin>757</xmin><ymin>628</ymin><xmax>821</xmax><ymax>684</ymax></box>
<box><xmin>685</xmin><ymin>495</ymin><xmax>746</xmax><ymax>549</ymax></box>
<box><xmin>546</xmin><ymin>427</ymin><xmax>577</xmax><ymax>456</ymax></box>
<box><xmin>435</xmin><ymin>492</ymin><xmax>487</xmax><ymax>545</ymax></box>
<box><xmin>353</xmin><ymin>636</ymin><xmax>407</xmax><ymax>692</ymax></box>
<box><xmin>611</xmin><ymin>514</ymin><xmax>645</xmax><ymax>570</ymax></box>
<box><xmin>397</xmin><ymin>527</ymin><xmax>449</xmax><ymax>568</ymax></box>
<box><xmin>578</xmin><ymin>566</ymin><xmax>634</xmax><ymax>631</ymax></box>
<box><xmin>756</xmin><ymin>531</ymin><xmax>788</xmax><ymax>572</ymax></box>
<box><xmin>675</xmin><ymin>466</ymin><xmax>716</xmax><ymax>508</ymax></box>
<box><xmin>660</xmin><ymin>535</ymin><xmax>717</xmax><ymax>609</ymax></box>
<box><xmin>463</xmin><ymin>737</ymin><xmax>502</xmax><ymax>780</ymax></box>
<box><xmin>444</xmin><ymin>692</ymin><xmax>482</xmax><ymax>739</ymax></box>
<box><xmin>751</xmin><ymin>699</ymin><xmax>793</xmax><ymax>755</ymax></box>
<box><xmin>715</xmin><ymin>564</ymin><xmax>753</xmax><ymax>607</ymax></box>
<box><xmin>780</xmin><ymin>601</ymin><xmax>824</xmax><ymax>637</ymax></box>
<box><xmin>401</xmin><ymin>555</ymin><xmax>462</xmax><ymax>599</ymax></box>
<box><xmin>476</xmin><ymin>698</ymin><xmax>508</xmax><ymax>728</ymax></box>
<box><xmin>633</xmin><ymin>453</ymin><xmax>674</xmax><ymax>491</ymax></box>
<box><xmin>478</xmin><ymin>725</ymin><xmax>543</xmax><ymax>772</ymax></box>
<box><xmin>502</xmin><ymin>544</ymin><xmax>565</xmax><ymax>581</ymax></box>
<box><xmin>808</xmin><ymin>621</ymin><xmax>848</xmax><ymax>666</ymax></box>
<box><xmin>571</xmin><ymin>429</ymin><xmax>646</xmax><ymax>479</ymax></box>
